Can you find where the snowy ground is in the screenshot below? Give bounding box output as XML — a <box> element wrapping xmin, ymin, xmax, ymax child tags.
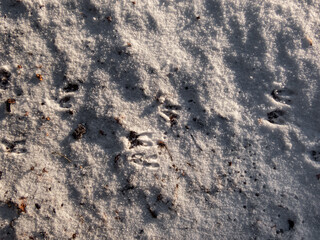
<box><xmin>1</xmin><ymin>0</ymin><xmax>320</xmax><ymax>239</ymax></box>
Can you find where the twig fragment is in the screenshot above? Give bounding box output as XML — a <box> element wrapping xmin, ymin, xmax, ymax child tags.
<box><xmin>51</xmin><ymin>151</ymin><xmax>72</xmax><ymax>162</ymax></box>
<box><xmin>189</xmin><ymin>133</ymin><xmax>203</xmax><ymax>151</ymax></box>
<box><xmin>157</xmin><ymin>140</ymin><xmax>173</xmax><ymax>161</ymax></box>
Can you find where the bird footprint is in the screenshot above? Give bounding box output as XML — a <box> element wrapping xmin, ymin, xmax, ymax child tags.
<box><xmin>271</xmin><ymin>88</ymin><xmax>294</xmax><ymax>105</ymax></box>
<box><xmin>126</xmin><ymin>131</ymin><xmax>160</xmax><ymax>170</ymax></box>
<box><xmin>311</xmin><ymin>150</ymin><xmax>320</xmax><ymax>163</ymax></box>
<box><xmin>1</xmin><ymin>139</ymin><xmax>27</xmax><ymax>154</ymax></box>
<box><xmin>267</xmin><ymin>109</ymin><xmax>285</xmax><ymax>124</ymax></box>
<box><xmin>128</xmin><ymin>153</ymin><xmax>160</xmax><ymax>170</ymax></box>
<box><xmin>158</xmin><ymin>100</ymin><xmax>181</xmax><ymax>127</ymax></box>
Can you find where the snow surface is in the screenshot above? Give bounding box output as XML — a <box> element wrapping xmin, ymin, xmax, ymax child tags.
<box><xmin>1</xmin><ymin>0</ymin><xmax>320</xmax><ymax>239</ymax></box>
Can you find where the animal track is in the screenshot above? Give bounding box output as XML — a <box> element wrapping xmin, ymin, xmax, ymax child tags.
<box><xmin>0</xmin><ymin>66</ymin><xmax>11</xmax><ymax>90</ymax></box>
<box><xmin>271</xmin><ymin>88</ymin><xmax>293</xmax><ymax>104</ymax></box>
<box><xmin>59</xmin><ymin>95</ymin><xmax>73</xmax><ymax>108</ymax></box>
<box><xmin>128</xmin><ymin>153</ymin><xmax>160</xmax><ymax>170</ymax></box>
<box><xmin>1</xmin><ymin>139</ymin><xmax>27</xmax><ymax>153</ymax></box>
<box><xmin>158</xmin><ymin>100</ymin><xmax>182</xmax><ymax>127</ymax></box>
<box><xmin>63</xmin><ymin>83</ymin><xmax>79</xmax><ymax>92</ymax></box>
<box><xmin>126</xmin><ymin>131</ymin><xmax>160</xmax><ymax>170</ymax></box>
<box><xmin>311</xmin><ymin>150</ymin><xmax>320</xmax><ymax>162</ymax></box>
<box><xmin>267</xmin><ymin>109</ymin><xmax>285</xmax><ymax>124</ymax></box>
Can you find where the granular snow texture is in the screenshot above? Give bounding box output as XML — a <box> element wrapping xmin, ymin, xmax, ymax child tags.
<box><xmin>0</xmin><ymin>0</ymin><xmax>320</xmax><ymax>239</ymax></box>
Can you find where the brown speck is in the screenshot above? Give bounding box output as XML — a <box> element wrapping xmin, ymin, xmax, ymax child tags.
<box><xmin>157</xmin><ymin>194</ymin><xmax>163</xmax><ymax>201</ymax></box>
<box><xmin>6</xmin><ymin>99</ymin><xmax>16</xmax><ymax>112</ymax></box>
<box><xmin>7</xmin><ymin>99</ymin><xmax>16</xmax><ymax>104</ymax></box>
<box><xmin>132</xmin><ymin>1</ymin><xmax>136</xmax><ymax>4</ymax></box>
<box><xmin>306</xmin><ymin>36</ymin><xmax>313</xmax><ymax>46</ymax></box>
<box><xmin>114</xmin><ymin>115</ymin><xmax>124</xmax><ymax>125</ymax></box>
<box><xmin>127</xmin><ymin>42</ymin><xmax>132</xmax><ymax>47</ymax></box>
<box><xmin>196</xmin><ymin>16</ymin><xmax>200</xmax><ymax>20</ymax></box>
<box><xmin>36</xmin><ymin>74</ymin><xmax>43</xmax><ymax>81</ymax></box>
<box><xmin>19</xmin><ymin>202</ymin><xmax>26</xmax><ymax>213</ymax></box>
<box><xmin>106</xmin><ymin>16</ymin><xmax>112</xmax><ymax>22</ymax></box>
<box><xmin>316</xmin><ymin>174</ymin><xmax>320</xmax><ymax>180</ymax></box>
<box><xmin>42</xmin><ymin>168</ymin><xmax>48</xmax><ymax>173</ymax></box>
<box><xmin>17</xmin><ymin>65</ymin><xmax>22</xmax><ymax>69</ymax></box>
<box><xmin>157</xmin><ymin>140</ymin><xmax>166</xmax><ymax>148</ymax></box>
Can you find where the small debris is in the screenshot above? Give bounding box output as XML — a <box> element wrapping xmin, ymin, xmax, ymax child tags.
<box><xmin>114</xmin><ymin>115</ymin><xmax>124</xmax><ymax>125</ymax></box>
<box><xmin>99</xmin><ymin>130</ymin><xmax>106</xmax><ymax>136</ymax></box>
<box><xmin>106</xmin><ymin>16</ymin><xmax>112</xmax><ymax>22</ymax></box>
<box><xmin>51</xmin><ymin>152</ymin><xmax>72</xmax><ymax>163</ymax></box>
<box><xmin>19</xmin><ymin>202</ymin><xmax>26</xmax><ymax>213</ymax></box>
<box><xmin>6</xmin><ymin>98</ymin><xmax>16</xmax><ymax>112</ymax></box>
<box><xmin>35</xmin><ymin>203</ymin><xmax>41</xmax><ymax>209</ymax></box>
<box><xmin>148</xmin><ymin>206</ymin><xmax>157</xmax><ymax>218</ymax></box>
<box><xmin>196</xmin><ymin>16</ymin><xmax>200</xmax><ymax>20</ymax></box>
<box><xmin>306</xmin><ymin>36</ymin><xmax>313</xmax><ymax>46</ymax></box>
<box><xmin>73</xmin><ymin>124</ymin><xmax>86</xmax><ymax>140</ymax></box>
<box><xmin>316</xmin><ymin>174</ymin><xmax>320</xmax><ymax>180</ymax></box>
<box><xmin>17</xmin><ymin>65</ymin><xmax>22</xmax><ymax>69</ymax></box>
<box><xmin>157</xmin><ymin>140</ymin><xmax>173</xmax><ymax>161</ymax></box>
<box><xmin>36</xmin><ymin>74</ymin><xmax>43</xmax><ymax>81</ymax></box>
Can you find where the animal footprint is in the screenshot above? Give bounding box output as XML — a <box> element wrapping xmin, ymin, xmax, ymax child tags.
<box><xmin>128</xmin><ymin>131</ymin><xmax>153</xmax><ymax>149</ymax></box>
<box><xmin>158</xmin><ymin>99</ymin><xmax>181</xmax><ymax>127</ymax></box>
<box><xmin>311</xmin><ymin>150</ymin><xmax>320</xmax><ymax>163</ymax></box>
<box><xmin>0</xmin><ymin>66</ymin><xmax>11</xmax><ymax>90</ymax></box>
<box><xmin>58</xmin><ymin>83</ymin><xmax>79</xmax><ymax>108</ymax></box>
<box><xmin>267</xmin><ymin>109</ymin><xmax>285</xmax><ymax>124</ymax></box>
<box><xmin>59</xmin><ymin>95</ymin><xmax>73</xmax><ymax>108</ymax></box>
<box><xmin>128</xmin><ymin>153</ymin><xmax>160</xmax><ymax>170</ymax></box>
<box><xmin>1</xmin><ymin>139</ymin><xmax>27</xmax><ymax>154</ymax></box>
<box><xmin>126</xmin><ymin>131</ymin><xmax>160</xmax><ymax>170</ymax></box>
<box><xmin>271</xmin><ymin>88</ymin><xmax>293</xmax><ymax>104</ymax></box>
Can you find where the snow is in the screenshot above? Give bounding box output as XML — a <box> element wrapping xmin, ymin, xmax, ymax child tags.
<box><xmin>0</xmin><ymin>0</ymin><xmax>320</xmax><ymax>239</ymax></box>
